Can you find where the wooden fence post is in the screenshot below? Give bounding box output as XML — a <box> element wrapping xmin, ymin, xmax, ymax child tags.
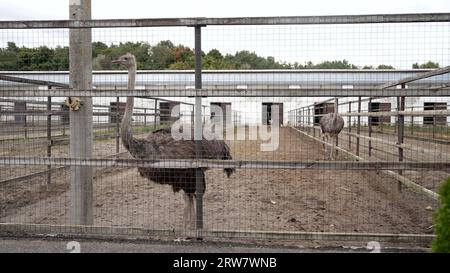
<box><xmin>69</xmin><ymin>0</ymin><xmax>93</xmax><ymax>225</ymax></box>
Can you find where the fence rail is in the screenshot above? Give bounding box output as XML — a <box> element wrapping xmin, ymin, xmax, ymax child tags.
<box><xmin>1</xmin><ymin>13</ymin><xmax>450</xmax><ymax>29</ymax></box>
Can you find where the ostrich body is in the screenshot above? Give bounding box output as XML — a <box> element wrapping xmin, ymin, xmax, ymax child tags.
<box><xmin>319</xmin><ymin>98</ymin><xmax>344</xmax><ymax>160</ymax></box>
<box><xmin>113</xmin><ymin>53</ymin><xmax>234</xmax><ymax>228</ymax></box>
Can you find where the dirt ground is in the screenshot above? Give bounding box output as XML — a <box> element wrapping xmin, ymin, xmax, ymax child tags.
<box><xmin>0</xmin><ymin>127</ymin><xmax>442</xmax><ymax>237</ymax></box>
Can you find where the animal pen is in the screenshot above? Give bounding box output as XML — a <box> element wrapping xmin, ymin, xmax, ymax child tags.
<box><xmin>1</xmin><ymin>7</ymin><xmax>450</xmax><ymax>246</ymax></box>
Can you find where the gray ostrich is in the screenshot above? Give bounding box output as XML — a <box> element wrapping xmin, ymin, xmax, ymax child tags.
<box><xmin>319</xmin><ymin>98</ymin><xmax>344</xmax><ymax>160</ymax></box>
<box><xmin>112</xmin><ymin>53</ymin><xmax>234</xmax><ymax>228</ymax></box>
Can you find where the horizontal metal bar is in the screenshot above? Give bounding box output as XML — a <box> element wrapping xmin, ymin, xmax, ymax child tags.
<box><xmin>0</xmin><ymin>68</ymin><xmax>437</xmax><ymax>75</ymax></box>
<box><xmin>380</xmin><ymin>66</ymin><xmax>450</xmax><ymax>89</ymax></box>
<box><xmin>1</xmin><ymin>13</ymin><xmax>449</xmax><ymax>29</ymax></box>
<box><xmin>0</xmin><ymin>152</ymin><xmax>128</xmax><ymax>185</ymax></box>
<box><xmin>0</xmin><ymin>156</ymin><xmax>449</xmax><ymax>170</ymax></box>
<box><xmin>0</xmin><ymin>223</ymin><xmax>434</xmax><ymax>243</ymax></box>
<box><xmin>0</xmin><ymin>223</ymin><xmax>435</xmax><ymax>243</ymax></box>
<box><xmin>0</xmin><ymin>75</ymin><xmax>69</xmax><ymax>88</ymax></box>
<box><xmin>1</xmin><ymin>88</ymin><xmax>449</xmax><ymax>97</ymax></box>
<box><xmin>294</xmin><ymin>110</ymin><xmax>450</xmax><ymax>117</ymax></box>
<box><xmin>0</xmin><ymin>98</ymin><xmax>156</xmax><ymax>111</ymax></box>
<box><xmin>0</xmin><ymin>110</ymin><xmax>158</xmax><ymax>116</ymax></box>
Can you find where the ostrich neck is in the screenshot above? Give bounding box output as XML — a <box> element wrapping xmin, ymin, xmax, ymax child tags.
<box><xmin>120</xmin><ymin>65</ymin><xmax>136</xmax><ymax>149</ymax></box>
<box><xmin>333</xmin><ymin>98</ymin><xmax>338</xmax><ymax>122</ymax></box>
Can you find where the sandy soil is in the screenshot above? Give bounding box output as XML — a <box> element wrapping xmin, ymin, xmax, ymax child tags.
<box><xmin>0</xmin><ymin>127</ymin><xmax>440</xmax><ymax>235</ymax></box>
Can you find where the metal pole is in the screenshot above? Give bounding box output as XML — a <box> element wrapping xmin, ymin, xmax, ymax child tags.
<box><xmin>356</xmin><ymin>97</ymin><xmax>361</xmax><ymax>156</ymax></box>
<box><xmin>24</xmin><ymin>102</ymin><xmax>27</xmax><ymax>139</ymax></box>
<box><xmin>433</xmin><ymin>104</ymin><xmax>436</xmax><ymax>139</ymax></box>
<box><xmin>308</xmin><ymin>107</ymin><xmax>311</xmax><ymax>133</ymax></box>
<box><xmin>411</xmin><ymin>106</ymin><xmax>414</xmax><ymax>136</ymax></box>
<box><xmin>115</xmin><ymin>97</ymin><xmax>120</xmax><ymax>156</ymax></box>
<box><xmin>69</xmin><ymin>0</ymin><xmax>93</xmax><ymax>225</ymax></box>
<box><xmin>144</xmin><ymin>108</ymin><xmax>147</xmax><ymax>127</ymax></box>
<box><xmin>194</xmin><ymin>25</ymin><xmax>204</xmax><ymax>238</ymax></box>
<box><xmin>335</xmin><ymin>98</ymin><xmax>339</xmax><ymax>154</ymax></box>
<box><xmin>348</xmin><ymin>101</ymin><xmax>352</xmax><ymax>149</ymax></box>
<box><xmin>46</xmin><ymin>93</ymin><xmax>52</xmax><ymax>189</ymax></box>
<box><xmin>154</xmin><ymin>99</ymin><xmax>158</xmax><ymax>129</ymax></box>
<box><xmin>368</xmin><ymin>98</ymin><xmax>372</xmax><ymax>157</ymax></box>
<box><xmin>398</xmin><ymin>88</ymin><xmax>406</xmax><ymax>192</ymax></box>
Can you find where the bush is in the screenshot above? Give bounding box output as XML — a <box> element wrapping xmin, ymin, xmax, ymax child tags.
<box><xmin>432</xmin><ymin>177</ymin><xmax>450</xmax><ymax>253</ymax></box>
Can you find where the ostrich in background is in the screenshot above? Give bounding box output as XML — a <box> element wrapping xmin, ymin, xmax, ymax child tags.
<box><xmin>112</xmin><ymin>53</ymin><xmax>235</xmax><ymax>228</ymax></box>
<box><xmin>319</xmin><ymin>97</ymin><xmax>344</xmax><ymax>160</ymax></box>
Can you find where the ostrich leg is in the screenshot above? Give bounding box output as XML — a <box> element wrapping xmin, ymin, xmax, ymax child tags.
<box><xmin>322</xmin><ymin>133</ymin><xmax>327</xmax><ymax>153</ymax></box>
<box><xmin>330</xmin><ymin>136</ymin><xmax>336</xmax><ymax>160</ymax></box>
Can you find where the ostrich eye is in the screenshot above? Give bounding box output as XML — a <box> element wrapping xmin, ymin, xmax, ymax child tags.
<box><xmin>124</xmin><ymin>57</ymin><xmax>128</xmax><ymax>60</ymax></box>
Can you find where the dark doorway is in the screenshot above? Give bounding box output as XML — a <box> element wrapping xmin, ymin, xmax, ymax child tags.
<box><xmin>424</xmin><ymin>102</ymin><xmax>447</xmax><ymax>125</ymax></box>
<box><xmin>369</xmin><ymin>102</ymin><xmax>391</xmax><ymax>126</ymax></box>
<box><xmin>160</xmin><ymin>101</ymin><xmax>180</xmax><ymax>124</ymax></box>
<box><xmin>211</xmin><ymin>102</ymin><xmax>232</xmax><ymax>134</ymax></box>
<box><xmin>262</xmin><ymin>103</ymin><xmax>283</xmax><ymax>125</ymax></box>
<box><xmin>314</xmin><ymin>102</ymin><xmax>334</xmax><ymax>125</ymax></box>
<box><xmin>210</xmin><ymin>102</ymin><xmax>231</xmax><ymax>124</ymax></box>
<box><xmin>14</xmin><ymin>101</ymin><xmax>26</xmax><ymax>124</ymax></box>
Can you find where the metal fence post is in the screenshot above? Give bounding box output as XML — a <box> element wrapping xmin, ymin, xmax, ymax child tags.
<box><xmin>308</xmin><ymin>107</ymin><xmax>311</xmax><ymax>133</ymax></box>
<box><xmin>368</xmin><ymin>98</ymin><xmax>372</xmax><ymax>157</ymax></box>
<box><xmin>335</xmin><ymin>98</ymin><xmax>339</xmax><ymax>154</ymax></box>
<box><xmin>69</xmin><ymin>0</ymin><xmax>93</xmax><ymax>225</ymax></box>
<box><xmin>115</xmin><ymin>97</ymin><xmax>120</xmax><ymax>156</ymax></box>
<box><xmin>144</xmin><ymin>108</ymin><xmax>147</xmax><ymax>127</ymax></box>
<box><xmin>398</xmin><ymin>90</ymin><xmax>406</xmax><ymax>192</ymax></box>
<box><xmin>348</xmin><ymin>101</ymin><xmax>352</xmax><ymax>149</ymax></box>
<box><xmin>47</xmin><ymin>92</ymin><xmax>52</xmax><ymax>189</ymax></box>
<box><xmin>194</xmin><ymin>25</ymin><xmax>204</xmax><ymax>239</ymax></box>
<box><xmin>433</xmin><ymin>104</ymin><xmax>436</xmax><ymax>139</ymax></box>
<box><xmin>356</xmin><ymin>97</ymin><xmax>361</xmax><ymax>156</ymax></box>
<box><xmin>154</xmin><ymin>99</ymin><xmax>158</xmax><ymax>129</ymax></box>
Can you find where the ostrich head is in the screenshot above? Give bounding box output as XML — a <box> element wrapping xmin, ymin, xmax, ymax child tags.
<box><xmin>112</xmin><ymin>53</ymin><xmax>136</xmax><ymax>69</ymax></box>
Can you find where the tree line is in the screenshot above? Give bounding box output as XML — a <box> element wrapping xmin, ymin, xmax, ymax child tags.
<box><xmin>0</xmin><ymin>41</ymin><xmax>440</xmax><ymax>71</ymax></box>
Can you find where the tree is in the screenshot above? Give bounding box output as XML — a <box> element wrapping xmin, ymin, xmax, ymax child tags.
<box><xmin>148</xmin><ymin>40</ymin><xmax>175</xmax><ymax>69</ymax></box>
<box><xmin>92</xmin><ymin>41</ymin><xmax>108</xmax><ymax>58</ymax></box>
<box><xmin>433</xmin><ymin>177</ymin><xmax>450</xmax><ymax>253</ymax></box>
<box><xmin>377</xmin><ymin>64</ymin><xmax>395</xmax><ymax>69</ymax></box>
<box><xmin>413</xmin><ymin>61</ymin><xmax>439</xmax><ymax>69</ymax></box>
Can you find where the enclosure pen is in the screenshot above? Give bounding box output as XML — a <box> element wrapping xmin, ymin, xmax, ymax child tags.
<box><xmin>0</xmin><ymin>7</ymin><xmax>450</xmax><ymax>246</ymax></box>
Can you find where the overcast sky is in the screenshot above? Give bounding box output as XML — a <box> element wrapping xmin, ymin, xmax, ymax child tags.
<box><xmin>0</xmin><ymin>0</ymin><xmax>449</xmax><ymax>20</ymax></box>
<box><xmin>1</xmin><ymin>1</ymin><xmax>450</xmax><ymax>69</ymax></box>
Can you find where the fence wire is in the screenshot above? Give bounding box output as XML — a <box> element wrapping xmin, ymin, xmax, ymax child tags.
<box><xmin>0</xmin><ymin>14</ymin><xmax>449</xmax><ymax>243</ymax></box>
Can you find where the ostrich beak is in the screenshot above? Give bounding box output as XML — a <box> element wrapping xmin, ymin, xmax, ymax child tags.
<box><xmin>111</xmin><ymin>59</ymin><xmax>122</xmax><ymax>64</ymax></box>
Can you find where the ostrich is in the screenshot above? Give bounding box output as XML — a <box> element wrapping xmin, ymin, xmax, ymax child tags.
<box><xmin>112</xmin><ymin>53</ymin><xmax>234</xmax><ymax>228</ymax></box>
<box><xmin>319</xmin><ymin>98</ymin><xmax>344</xmax><ymax>160</ymax></box>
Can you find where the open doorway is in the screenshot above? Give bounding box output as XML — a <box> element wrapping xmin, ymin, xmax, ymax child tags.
<box><xmin>313</xmin><ymin>102</ymin><xmax>334</xmax><ymax>125</ymax></box>
<box><xmin>424</xmin><ymin>102</ymin><xmax>447</xmax><ymax>125</ymax></box>
<box><xmin>369</xmin><ymin>102</ymin><xmax>391</xmax><ymax>125</ymax></box>
<box><xmin>262</xmin><ymin>103</ymin><xmax>283</xmax><ymax>125</ymax></box>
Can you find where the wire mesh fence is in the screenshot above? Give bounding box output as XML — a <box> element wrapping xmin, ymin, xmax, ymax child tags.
<box><xmin>0</xmin><ymin>13</ymin><xmax>449</xmax><ymax>243</ymax></box>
